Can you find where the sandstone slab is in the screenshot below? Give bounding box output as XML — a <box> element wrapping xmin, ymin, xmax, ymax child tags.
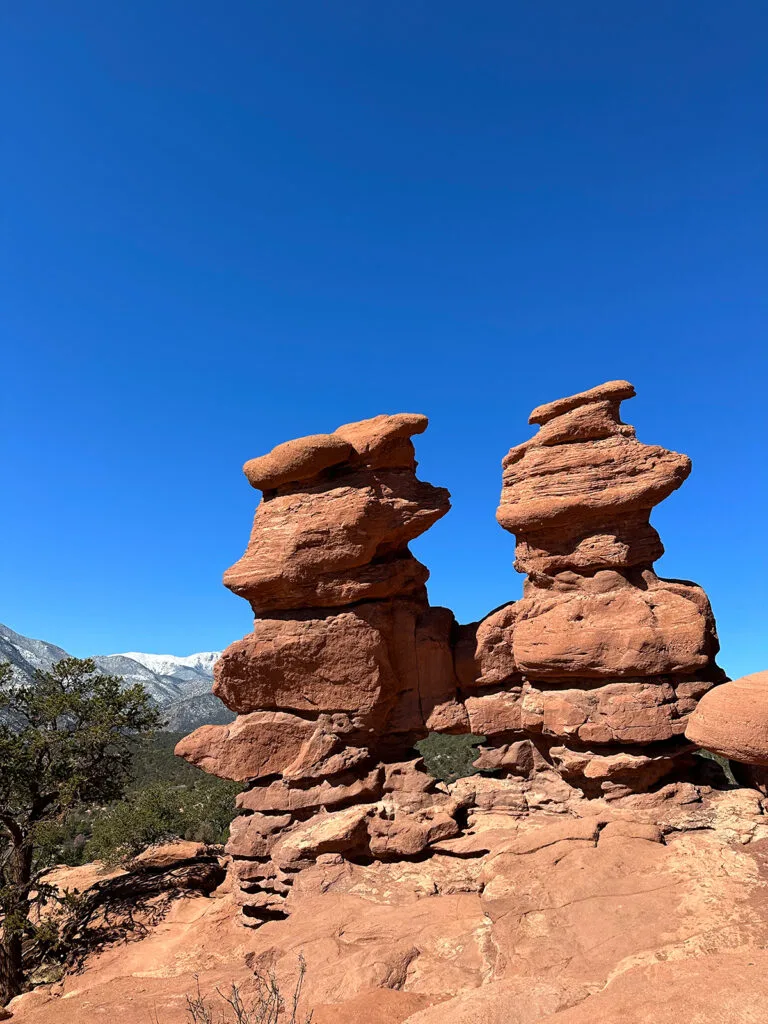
<box><xmin>175</xmin><ymin>712</ymin><xmax>319</xmax><ymax>782</ymax></box>
<box><xmin>236</xmin><ymin>769</ymin><xmax>384</xmax><ymax>814</ymax></box>
<box><xmin>528</xmin><ymin>379</ymin><xmax>636</xmax><ymax>425</ymax></box>
<box><xmin>10</xmin><ymin>791</ymin><xmax>768</xmax><ymax>1024</ymax></box>
<box><xmin>270</xmin><ymin>805</ymin><xmax>375</xmax><ymax>869</ymax></box>
<box><xmin>465</xmin><ymin>689</ymin><xmax>523</xmax><ymax>736</ymax></box>
<box><xmin>213</xmin><ymin>609</ymin><xmax>399</xmax><ymax>717</ymax></box>
<box><xmin>243</xmin><ymin>434</ymin><xmax>352</xmax><ymax>491</ymax></box>
<box><xmin>686</xmin><ymin>670</ymin><xmax>768</xmax><ymax>765</ymax></box>
<box><xmin>519</xmin><ymin>676</ymin><xmax>716</xmax><ymax>745</ymax></box>
<box><xmin>513</xmin><ymin>571</ymin><xmax>717</xmax><ymax>679</ymax></box>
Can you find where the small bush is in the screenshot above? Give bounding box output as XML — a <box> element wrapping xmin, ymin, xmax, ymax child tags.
<box><xmin>33</xmin><ymin>808</ymin><xmax>96</xmax><ymax>866</ymax></box>
<box><xmin>85</xmin><ymin>784</ymin><xmax>187</xmax><ymax>863</ymax></box>
<box><xmin>173</xmin><ymin>957</ymin><xmax>313</xmax><ymax>1024</ymax></box>
<box><xmin>417</xmin><ymin>733</ymin><xmax>486</xmax><ymax>783</ymax></box>
<box><xmin>30</xmin><ymin>733</ymin><xmax>240</xmax><ymax>869</ymax></box>
<box><xmin>86</xmin><ymin>777</ymin><xmax>239</xmax><ymax>865</ymax></box>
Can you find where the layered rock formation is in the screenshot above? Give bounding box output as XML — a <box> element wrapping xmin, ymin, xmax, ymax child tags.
<box><xmin>14</xmin><ymin>785</ymin><xmax>768</xmax><ymax>1024</ymax></box>
<box><xmin>177</xmin><ymin>383</ymin><xmax>725</xmax><ymax>922</ymax></box>
<box><xmin>177</xmin><ymin>413</ymin><xmax>467</xmax><ymax>922</ymax></box>
<box><xmin>462</xmin><ymin>379</ymin><xmax>725</xmax><ymax>797</ymax></box>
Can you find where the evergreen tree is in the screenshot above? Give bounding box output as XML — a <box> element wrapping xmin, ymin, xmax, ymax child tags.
<box><xmin>0</xmin><ymin>658</ymin><xmax>160</xmax><ymax>1004</ymax></box>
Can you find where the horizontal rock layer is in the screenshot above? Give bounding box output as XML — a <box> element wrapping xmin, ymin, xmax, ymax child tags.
<box><xmin>224</xmin><ymin>470</ymin><xmax>449</xmax><ymax>613</ymax></box>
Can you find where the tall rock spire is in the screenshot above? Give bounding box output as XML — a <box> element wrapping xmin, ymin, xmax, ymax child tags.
<box><xmin>176</xmin><ymin>413</ymin><xmax>464</xmax><ymax>925</ymax></box>
<box><xmin>469</xmin><ymin>380</ymin><xmax>724</xmax><ymax>794</ymax></box>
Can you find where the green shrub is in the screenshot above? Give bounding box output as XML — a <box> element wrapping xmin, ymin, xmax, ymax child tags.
<box><xmin>86</xmin><ymin>783</ymin><xmax>187</xmax><ymax>863</ymax></box>
<box><xmin>417</xmin><ymin>733</ymin><xmax>486</xmax><ymax>783</ymax></box>
<box><xmin>30</xmin><ymin>733</ymin><xmax>241</xmax><ymax>869</ymax></box>
<box><xmin>86</xmin><ymin>776</ymin><xmax>239</xmax><ymax>865</ymax></box>
<box><xmin>32</xmin><ymin>809</ymin><xmax>95</xmax><ymax>867</ymax></box>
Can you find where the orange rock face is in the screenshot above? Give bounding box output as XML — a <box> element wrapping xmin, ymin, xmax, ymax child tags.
<box><xmin>174</xmin><ymin>711</ymin><xmax>319</xmax><ymax>782</ymax></box>
<box><xmin>176</xmin><ymin>385</ymin><xmax>725</xmax><ymax>923</ymax></box>
<box><xmin>512</xmin><ymin>571</ymin><xmax>718</xmax><ymax>679</ymax></box>
<box><xmin>685</xmin><ymin>670</ymin><xmax>768</xmax><ymax>765</ymax></box>
<box><xmin>212</xmin><ymin>609</ymin><xmax>401</xmax><ymax>717</ymax></box>
<box><xmin>242</xmin><ymin>433</ymin><xmax>353</xmax><ymax>490</ymax></box>
<box><xmin>460</xmin><ymin>380</ymin><xmax>725</xmax><ymax>796</ymax></box>
<box><xmin>223</xmin><ymin>470</ymin><xmax>449</xmax><ymax>613</ymax></box>
<box><xmin>499</xmin><ymin>381</ymin><xmax>690</xmax><ymax>529</ymax></box>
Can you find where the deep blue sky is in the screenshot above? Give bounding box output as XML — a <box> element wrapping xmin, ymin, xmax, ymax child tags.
<box><xmin>2</xmin><ymin>2</ymin><xmax>766</xmax><ymax>678</ymax></box>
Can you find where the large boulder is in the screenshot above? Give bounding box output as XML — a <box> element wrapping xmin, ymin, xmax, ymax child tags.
<box><xmin>212</xmin><ymin>609</ymin><xmax>400</xmax><ymax>717</ymax></box>
<box><xmin>512</xmin><ymin>571</ymin><xmax>718</xmax><ymax>680</ymax></box>
<box><xmin>686</xmin><ymin>670</ymin><xmax>768</xmax><ymax>765</ymax></box>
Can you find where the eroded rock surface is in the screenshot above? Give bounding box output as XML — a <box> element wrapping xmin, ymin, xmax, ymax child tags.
<box><xmin>178</xmin><ymin>413</ymin><xmax>464</xmax><ymax>920</ymax></box>
<box><xmin>686</xmin><ymin>670</ymin><xmax>768</xmax><ymax>769</ymax></box>
<box><xmin>11</xmin><ymin>788</ymin><xmax>768</xmax><ymax>1024</ymax></box>
<box><xmin>176</xmin><ymin>386</ymin><xmax>725</xmax><ymax>922</ymax></box>
<box><xmin>468</xmin><ymin>380</ymin><xmax>725</xmax><ymax>796</ymax></box>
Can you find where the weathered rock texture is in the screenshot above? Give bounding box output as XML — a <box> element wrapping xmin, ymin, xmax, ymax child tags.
<box><xmin>468</xmin><ymin>379</ymin><xmax>725</xmax><ymax>797</ymax></box>
<box><xmin>176</xmin><ymin>412</ymin><xmax>464</xmax><ymax>922</ymax></box>
<box><xmin>686</xmin><ymin>671</ymin><xmax>768</xmax><ymax>790</ymax></box>
<box><xmin>176</xmin><ymin>385</ymin><xmax>725</xmax><ymax>922</ymax></box>
<box><xmin>13</xmin><ymin>786</ymin><xmax>768</xmax><ymax>1024</ymax></box>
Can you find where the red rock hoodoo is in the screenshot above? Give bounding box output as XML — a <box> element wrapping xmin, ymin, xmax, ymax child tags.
<box><xmin>176</xmin><ymin>384</ymin><xmax>725</xmax><ymax>924</ymax></box>
<box><xmin>468</xmin><ymin>379</ymin><xmax>724</xmax><ymax>798</ymax></box>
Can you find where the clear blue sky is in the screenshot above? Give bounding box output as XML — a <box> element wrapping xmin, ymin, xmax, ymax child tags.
<box><xmin>2</xmin><ymin>2</ymin><xmax>766</xmax><ymax>679</ymax></box>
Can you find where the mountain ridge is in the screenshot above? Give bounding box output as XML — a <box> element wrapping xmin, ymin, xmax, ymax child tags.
<box><xmin>0</xmin><ymin>623</ymin><xmax>232</xmax><ymax>730</ymax></box>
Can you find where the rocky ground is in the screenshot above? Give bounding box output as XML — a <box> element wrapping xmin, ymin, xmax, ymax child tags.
<box><xmin>8</xmin><ymin>782</ymin><xmax>768</xmax><ymax>1024</ymax></box>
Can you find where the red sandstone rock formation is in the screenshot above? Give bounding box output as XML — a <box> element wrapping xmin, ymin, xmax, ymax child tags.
<box><xmin>222</xmin><ymin>413</ymin><xmax>447</xmax><ymax>613</ymax></box>
<box><xmin>460</xmin><ymin>380</ymin><xmax>724</xmax><ymax>797</ymax></box>
<box><xmin>176</xmin><ymin>384</ymin><xmax>725</xmax><ymax>922</ymax></box>
<box><xmin>686</xmin><ymin>670</ymin><xmax>768</xmax><ymax>775</ymax></box>
<box><xmin>12</xmin><ymin>785</ymin><xmax>768</xmax><ymax>1024</ymax></box>
<box><xmin>177</xmin><ymin>413</ymin><xmax>464</xmax><ymax>923</ymax></box>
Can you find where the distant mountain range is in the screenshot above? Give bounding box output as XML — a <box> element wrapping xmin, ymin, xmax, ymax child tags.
<box><xmin>0</xmin><ymin>623</ymin><xmax>233</xmax><ymax>732</ymax></box>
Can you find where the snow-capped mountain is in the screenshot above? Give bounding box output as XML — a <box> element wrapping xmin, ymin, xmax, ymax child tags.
<box><xmin>96</xmin><ymin>651</ymin><xmax>222</xmax><ymax>703</ymax></box>
<box><xmin>0</xmin><ymin>623</ymin><xmax>70</xmax><ymax>681</ymax></box>
<box><xmin>118</xmin><ymin>651</ymin><xmax>221</xmax><ymax>679</ymax></box>
<box><xmin>0</xmin><ymin>623</ymin><xmax>232</xmax><ymax>731</ymax></box>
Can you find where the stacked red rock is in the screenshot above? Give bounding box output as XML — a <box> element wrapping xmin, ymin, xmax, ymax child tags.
<box><xmin>176</xmin><ymin>414</ymin><xmax>468</xmax><ymax>922</ymax></box>
<box><xmin>176</xmin><ymin>383</ymin><xmax>726</xmax><ymax>924</ymax></box>
<box><xmin>463</xmin><ymin>380</ymin><xmax>725</xmax><ymax>796</ymax></box>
